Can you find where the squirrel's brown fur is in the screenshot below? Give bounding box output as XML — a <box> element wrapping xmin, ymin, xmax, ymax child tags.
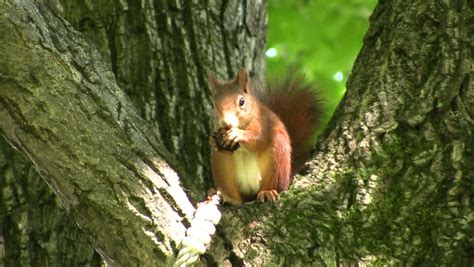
<box><xmin>256</xmin><ymin>69</ymin><xmax>323</xmax><ymax>174</ymax></box>
<box><xmin>209</xmin><ymin>68</ymin><xmax>323</xmax><ymax>204</ymax></box>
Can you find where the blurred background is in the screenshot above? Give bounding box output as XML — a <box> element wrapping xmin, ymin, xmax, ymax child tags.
<box><xmin>266</xmin><ymin>0</ymin><xmax>377</xmax><ymax>120</ymax></box>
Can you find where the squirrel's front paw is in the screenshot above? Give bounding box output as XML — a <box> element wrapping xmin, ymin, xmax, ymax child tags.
<box><xmin>223</xmin><ymin>128</ymin><xmax>242</xmax><ymax>148</ymax></box>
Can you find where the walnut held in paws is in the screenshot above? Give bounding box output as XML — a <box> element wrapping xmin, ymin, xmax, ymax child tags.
<box><xmin>213</xmin><ymin>127</ymin><xmax>240</xmax><ymax>152</ymax></box>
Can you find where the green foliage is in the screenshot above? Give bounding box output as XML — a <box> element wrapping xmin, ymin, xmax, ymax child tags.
<box><xmin>267</xmin><ymin>0</ymin><xmax>377</xmax><ymax>118</ymax></box>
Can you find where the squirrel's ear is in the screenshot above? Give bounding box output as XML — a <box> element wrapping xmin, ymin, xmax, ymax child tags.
<box><xmin>236</xmin><ymin>68</ymin><xmax>250</xmax><ymax>93</ymax></box>
<box><xmin>209</xmin><ymin>72</ymin><xmax>219</xmax><ymax>92</ymax></box>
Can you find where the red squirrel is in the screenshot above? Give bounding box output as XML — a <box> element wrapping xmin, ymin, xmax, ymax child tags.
<box><xmin>209</xmin><ymin>68</ymin><xmax>322</xmax><ymax>204</ymax></box>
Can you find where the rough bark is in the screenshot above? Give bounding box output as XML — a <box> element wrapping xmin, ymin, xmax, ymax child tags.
<box><xmin>1</xmin><ymin>1</ymin><xmax>100</xmax><ymax>264</ymax></box>
<box><xmin>0</xmin><ymin>2</ymin><xmax>196</xmax><ymax>265</ymax></box>
<box><xmin>0</xmin><ymin>138</ymin><xmax>101</xmax><ymax>266</ymax></box>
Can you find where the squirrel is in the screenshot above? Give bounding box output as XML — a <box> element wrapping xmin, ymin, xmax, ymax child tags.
<box><xmin>209</xmin><ymin>68</ymin><xmax>323</xmax><ymax>204</ymax></box>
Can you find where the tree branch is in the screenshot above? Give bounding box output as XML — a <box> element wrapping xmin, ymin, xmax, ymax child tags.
<box><xmin>0</xmin><ymin>2</ymin><xmax>194</xmax><ymax>265</ymax></box>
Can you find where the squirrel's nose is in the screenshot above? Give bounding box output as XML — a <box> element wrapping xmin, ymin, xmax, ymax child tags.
<box><xmin>222</xmin><ymin>112</ymin><xmax>239</xmax><ymax>128</ymax></box>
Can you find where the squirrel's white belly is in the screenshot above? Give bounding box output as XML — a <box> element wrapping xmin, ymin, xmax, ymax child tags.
<box><xmin>233</xmin><ymin>149</ymin><xmax>261</xmax><ymax>195</ymax></box>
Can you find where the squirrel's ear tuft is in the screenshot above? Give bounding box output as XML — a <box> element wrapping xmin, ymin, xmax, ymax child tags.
<box><xmin>209</xmin><ymin>72</ymin><xmax>219</xmax><ymax>91</ymax></box>
<box><xmin>236</xmin><ymin>68</ymin><xmax>250</xmax><ymax>93</ymax></box>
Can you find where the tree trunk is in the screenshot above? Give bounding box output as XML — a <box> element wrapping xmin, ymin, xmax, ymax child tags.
<box><xmin>1</xmin><ymin>0</ymin><xmax>473</xmax><ymax>266</ymax></box>
<box><xmin>0</xmin><ymin>139</ymin><xmax>101</xmax><ymax>266</ymax></box>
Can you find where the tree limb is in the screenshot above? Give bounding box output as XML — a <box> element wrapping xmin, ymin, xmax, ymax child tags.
<box><xmin>0</xmin><ymin>2</ymin><xmax>194</xmax><ymax>265</ymax></box>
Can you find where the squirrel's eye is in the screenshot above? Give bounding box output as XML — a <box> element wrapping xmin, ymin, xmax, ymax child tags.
<box><xmin>239</xmin><ymin>96</ymin><xmax>245</xmax><ymax>107</ymax></box>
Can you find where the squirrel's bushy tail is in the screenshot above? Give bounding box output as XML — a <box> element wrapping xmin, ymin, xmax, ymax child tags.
<box><xmin>256</xmin><ymin>70</ymin><xmax>324</xmax><ymax>174</ymax></box>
